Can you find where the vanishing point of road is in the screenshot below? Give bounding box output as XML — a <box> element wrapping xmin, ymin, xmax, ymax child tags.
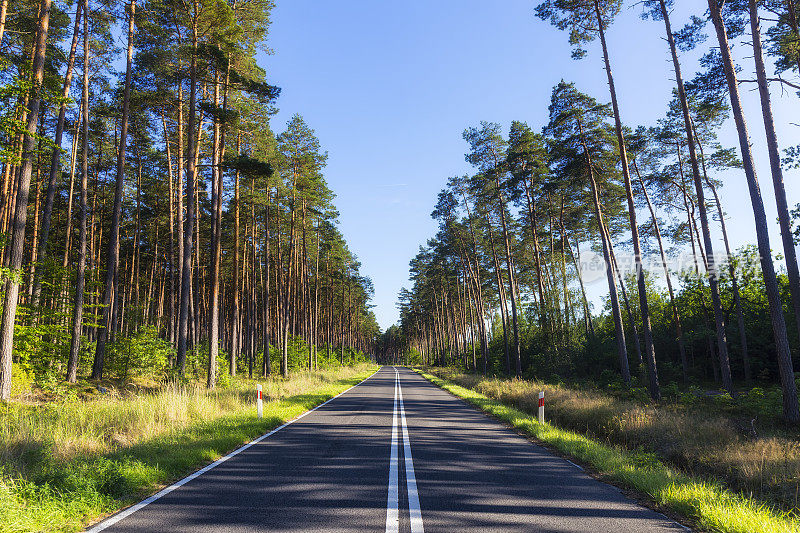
<box><xmin>87</xmin><ymin>366</ymin><xmax>688</xmax><ymax>532</ymax></box>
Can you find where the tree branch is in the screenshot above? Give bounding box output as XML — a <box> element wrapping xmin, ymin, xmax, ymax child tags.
<box><xmin>738</xmin><ymin>77</ymin><xmax>800</xmax><ymax>92</ymax></box>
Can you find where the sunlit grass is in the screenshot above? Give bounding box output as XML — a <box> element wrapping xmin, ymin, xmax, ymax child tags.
<box><xmin>0</xmin><ymin>364</ymin><xmax>377</xmax><ymax>533</ymax></box>
<box><xmin>418</xmin><ymin>369</ymin><xmax>800</xmax><ymax>533</ymax></box>
<box><xmin>424</xmin><ymin>367</ymin><xmax>800</xmax><ymax>509</ymax></box>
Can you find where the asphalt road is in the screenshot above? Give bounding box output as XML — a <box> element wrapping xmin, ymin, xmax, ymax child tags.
<box><xmin>88</xmin><ymin>366</ymin><xmax>687</xmax><ymax>532</ymax></box>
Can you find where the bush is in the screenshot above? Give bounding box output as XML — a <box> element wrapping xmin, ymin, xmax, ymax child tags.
<box><xmin>106</xmin><ymin>327</ymin><xmax>173</xmax><ymax>382</ymax></box>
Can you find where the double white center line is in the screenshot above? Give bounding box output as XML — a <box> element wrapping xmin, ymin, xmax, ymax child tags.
<box><xmin>386</xmin><ymin>368</ymin><xmax>424</xmax><ymax>533</ymax></box>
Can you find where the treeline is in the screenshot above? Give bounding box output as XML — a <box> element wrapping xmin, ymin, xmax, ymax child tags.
<box><xmin>392</xmin><ymin>0</ymin><xmax>800</xmax><ymax>423</ymax></box>
<box><xmin>0</xmin><ymin>0</ymin><xmax>379</xmax><ymax>396</ymax></box>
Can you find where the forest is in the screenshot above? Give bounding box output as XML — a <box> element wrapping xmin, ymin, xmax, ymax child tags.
<box><xmin>4</xmin><ymin>0</ymin><xmax>800</xmax><ymax>530</ymax></box>
<box><xmin>0</xmin><ymin>0</ymin><xmax>381</xmax><ymax>397</ymax></box>
<box><xmin>390</xmin><ymin>0</ymin><xmax>800</xmax><ymax>425</ymax></box>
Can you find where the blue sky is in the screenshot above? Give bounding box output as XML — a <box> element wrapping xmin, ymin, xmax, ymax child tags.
<box><xmin>260</xmin><ymin>1</ymin><xmax>800</xmax><ymax>330</ymax></box>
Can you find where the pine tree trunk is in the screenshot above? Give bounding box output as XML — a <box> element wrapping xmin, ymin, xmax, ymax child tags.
<box><xmin>696</xmin><ymin>140</ymin><xmax>750</xmax><ymax>382</ymax></box>
<box><xmin>162</xmin><ymin>113</ymin><xmax>176</xmax><ymax>348</ymax></box>
<box><xmin>176</xmin><ymin>9</ymin><xmax>199</xmax><ymax>375</ymax></box>
<box><xmin>61</xmin><ymin>110</ymin><xmax>80</xmax><ymax>278</ymax></box>
<box><xmin>457</xmin><ymin>191</ymin><xmax>490</xmax><ymax>372</ymax></box>
<box><xmin>313</xmin><ymin>217</ymin><xmax>320</xmax><ymax>370</ymax></box>
<box><xmin>749</xmin><ymin>0</ymin><xmax>800</xmax><ymax>351</ymax></box>
<box><xmin>578</xmin><ymin>116</ymin><xmax>630</xmax><ymax>385</ymax></box>
<box><xmin>487</xmin><ymin>221</ymin><xmax>510</xmax><ymax>373</ymax></box>
<box><xmin>192</xmin><ymin>136</ymin><xmax>201</xmax><ymax>348</ymax></box>
<box><xmin>33</xmin><ymin>1</ymin><xmax>82</xmax><ymax>308</ymax></box>
<box><xmin>595</xmin><ymin>0</ymin><xmax>658</xmax><ymax>399</ymax></box>
<box><xmin>92</xmin><ymin>0</ymin><xmax>135</xmax><ymax>379</ymax></box>
<box><xmin>607</xmin><ymin>229</ymin><xmax>645</xmax><ymax>378</ymax></box>
<box><xmin>522</xmin><ymin>183</ymin><xmax>548</xmax><ymax>330</ymax></box>
<box><xmin>231</xmin><ymin>132</ymin><xmax>241</xmax><ymax>375</ymax></box>
<box><xmin>0</xmin><ymin>0</ymin><xmax>8</xmax><ymax>48</ymax></box>
<box><xmin>207</xmin><ymin>69</ymin><xmax>222</xmax><ymax>389</ymax></box>
<box><xmin>27</xmin><ymin>136</ymin><xmax>43</xmax><ymax>302</ymax></box>
<box><xmin>175</xmin><ymin>84</ymin><xmax>184</xmax><ymax>347</ymax></box>
<box><xmin>709</xmin><ymin>0</ymin><xmax>799</xmax><ymax>422</ymax></box>
<box><xmin>660</xmin><ymin>0</ymin><xmax>732</xmax><ymax>393</ymax></box>
<box><xmin>495</xmin><ymin>178</ymin><xmax>522</xmax><ymax>376</ymax></box>
<box><xmin>263</xmin><ymin>192</ymin><xmax>271</xmax><ymax>376</ymax></box>
<box><xmin>66</xmin><ymin>1</ymin><xmax>89</xmax><ymax>383</ymax></box>
<box><xmin>0</xmin><ymin>0</ymin><xmax>51</xmax><ymax>397</ymax></box>
<box><xmin>634</xmin><ymin>159</ymin><xmax>688</xmax><ymax>383</ymax></box>
<box><xmin>569</xmin><ymin>234</ymin><xmax>594</xmax><ymax>338</ymax></box>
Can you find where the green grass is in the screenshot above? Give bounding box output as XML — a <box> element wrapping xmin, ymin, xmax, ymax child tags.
<box><xmin>0</xmin><ymin>364</ymin><xmax>377</xmax><ymax>533</ymax></box>
<box><xmin>416</xmin><ymin>369</ymin><xmax>800</xmax><ymax>533</ymax></box>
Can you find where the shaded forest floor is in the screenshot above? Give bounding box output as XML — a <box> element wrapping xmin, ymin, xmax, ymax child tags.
<box><xmin>421</xmin><ymin>367</ymin><xmax>800</xmax><ymax>531</ymax></box>
<box><xmin>0</xmin><ymin>363</ymin><xmax>377</xmax><ymax>533</ymax></box>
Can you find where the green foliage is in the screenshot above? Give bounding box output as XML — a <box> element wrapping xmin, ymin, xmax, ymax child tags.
<box><xmin>105</xmin><ymin>327</ymin><xmax>173</xmax><ymax>381</ymax></box>
<box><xmin>535</xmin><ymin>0</ymin><xmax>623</xmax><ymax>60</ymax></box>
<box><xmin>766</xmin><ymin>0</ymin><xmax>800</xmax><ymax>77</ymax></box>
<box><xmin>0</xmin><ymin>60</ymin><xmax>29</xmax><ymax>167</ymax></box>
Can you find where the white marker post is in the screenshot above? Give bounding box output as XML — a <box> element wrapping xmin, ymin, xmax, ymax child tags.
<box><xmin>256</xmin><ymin>384</ymin><xmax>263</xmax><ymax>419</ymax></box>
<box><xmin>538</xmin><ymin>391</ymin><xmax>544</xmax><ymax>424</ymax></box>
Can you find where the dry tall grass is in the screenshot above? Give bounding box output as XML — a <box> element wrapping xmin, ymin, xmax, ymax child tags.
<box><xmin>430</xmin><ymin>368</ymin><xmax>800</xmax><ymax>510</ymax></box>
<box><xmin>0</xmin><ymin>365</ymin><xmax>372</xmax><ymax>476</ymax></box>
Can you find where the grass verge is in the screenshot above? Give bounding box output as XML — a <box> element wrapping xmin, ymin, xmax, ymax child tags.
<box><xmin>416</xmin><ymin>369</ymin><xmax>799</xmax><ymax>533</ymax></box>
<box><xmin>0</xmin><ymin>364</ymin><xmax>377</xmax><ymax>533</ymax></box>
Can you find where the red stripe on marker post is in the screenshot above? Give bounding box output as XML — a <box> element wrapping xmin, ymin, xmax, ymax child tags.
<box><xmin>538</xmin><ymin>391</ymin><xmax>544</xmax><ymax>424</ymax></box>
<box><xmin>256</xmin><ymin>384</ymin><xmax>263</xmax><ymax>419</ymax></box>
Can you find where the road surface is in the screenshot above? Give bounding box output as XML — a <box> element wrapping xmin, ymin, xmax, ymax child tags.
<box><xmin>88</xmin><ymin>366</ymin><xmax>687</xmax><ymax>532</ymax></box>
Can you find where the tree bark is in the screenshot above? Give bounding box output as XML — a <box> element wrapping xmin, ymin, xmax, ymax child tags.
<box><xmin>66</xmin><ymin>0</ymin><xmax>88</xmax><ymax>384</ymax></box>
<box><xmin>709</xmin><ymin>0</ymin><xmax>798</xmax><ymax>422</ymax></box>
<box><xmin>231</xmin><ymin>134</ymin><xmax>241</xmax><ymax>376</ymax></box>
<box><xmin>0</xmin><ymin>0</ymin><xmax>8</xmax><ymax>48</ymax></box>
<box><xmin>176</xmin><ymin>6</ymin><xmax>199</xmax><ymax>375</ymax></box>
<box><xmin>750</xmin><ymin>0</ymin><xmax>800</xmax><ymax>354</ymax></box>
<box><xmin>578</xmin><ymin>116</ymin><xmax>631</xmax><ymax>385</ymax></box>
<box><xmin>33</xmin><ymin>1</ymin><xmax>82</xmax><ymax>309</ymax></box>
<box><xmin>0</xmin><ymin>0</ymin><xmax>51</xmax><ymax>397</ymax></box>
<box><xmin>93</xmin><ymin>0</ymin><xmax>135</xmax><ymax>379</ymax></box>
<box><xmin>594</xmin><ymin>0</ymin><xmax>658</xmax><ymax>399</ymax></box>
<box><xmin>207</xmin><ymin>69</ymin><xmax>223</xmax><ymax>389</ymax></box>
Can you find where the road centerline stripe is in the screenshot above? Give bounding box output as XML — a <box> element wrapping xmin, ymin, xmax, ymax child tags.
<box><xmin>386</xmin><ymin>369</ymin><xmax>400</xmax><ymax>533</ymax></box>
<box><xmin>398</xmin><ymin>369</ymin><xmax>424</xmax><ymax>533</ymax></box>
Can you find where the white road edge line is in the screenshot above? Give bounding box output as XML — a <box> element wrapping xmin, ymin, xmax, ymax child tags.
<box><xmin>385</xmin><ymin>369</ymin><xmax>400</xmax><ymax>533</ymax></box>
<box><xmin>415</xmin><ymin>369</ymin><xmax>690</xmax><ymax>533</ymax></box>
<box><xmin>398</xmin><ymin>368</ymin><xmax>424</xmax><ymax>533</ymax></box>
<box><xmin>86</xmin><ymin>368</ymin><xmax>381</xmax><ymax>533</ymax></box>
<box><xmin>565</xmin><ymin>459</ymin><xmax>584</xmax><ymax>471</ymax></box>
